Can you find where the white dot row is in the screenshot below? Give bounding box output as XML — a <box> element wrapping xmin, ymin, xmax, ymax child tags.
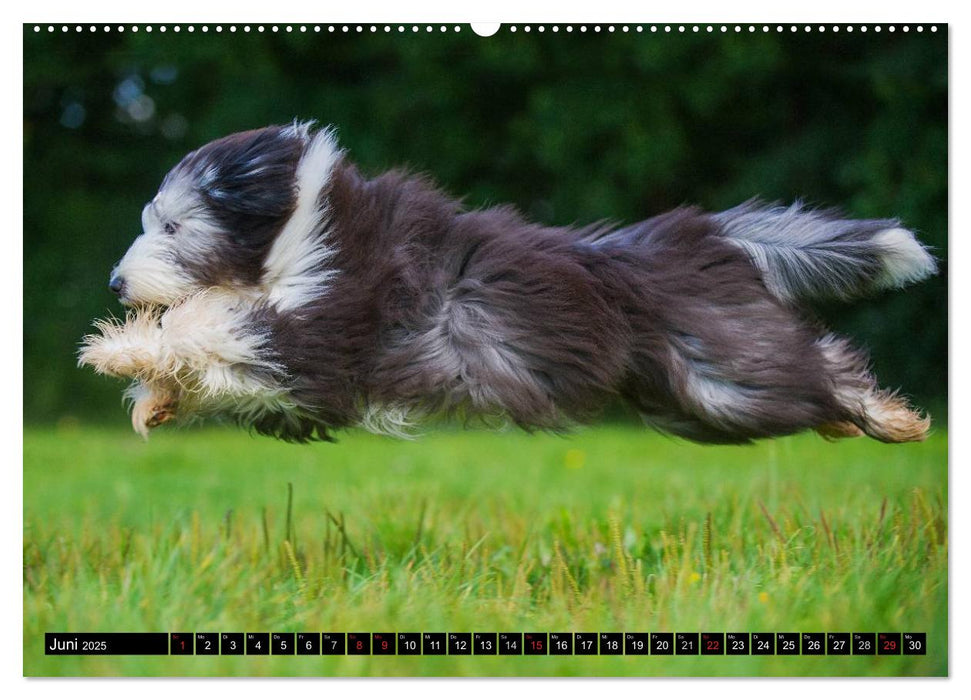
<box><xmin>32</xmin><ymin>24</ymin><xmax>940</xmax><ymax>34</ymax></box>
<box><xmin>32</xmin><ymin>25</ymin><xmax>463</xmax><ymax>33</ymax></box>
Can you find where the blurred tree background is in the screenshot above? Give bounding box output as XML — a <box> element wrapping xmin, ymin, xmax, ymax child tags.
<box><xmin>23</xmin><ymin>25</ymin><xmax>947</xmax><ymax>425</ymax></box>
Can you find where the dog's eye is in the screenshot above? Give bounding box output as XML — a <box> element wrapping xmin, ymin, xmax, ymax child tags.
<box><xmin>163</xmin><ymin>222</ymin><xmax>178</xmax><ymax>235</ymax></box>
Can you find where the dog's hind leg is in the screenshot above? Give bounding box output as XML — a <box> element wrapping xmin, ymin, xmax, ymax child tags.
<box><xmin>815</xmin><ymin>334</ymin><xmax>930</xmax><ymax>442</ymax></box>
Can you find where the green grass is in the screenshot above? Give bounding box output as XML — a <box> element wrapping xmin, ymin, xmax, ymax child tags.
<box><xmin>23</xmin><ymin>423</ymin><xmax>947</xmax><ymax>676</ymax></box>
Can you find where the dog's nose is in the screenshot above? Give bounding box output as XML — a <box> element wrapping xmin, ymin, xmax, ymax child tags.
<box><xmin>108</xmin><ymin>275</ymin><xmax>125</xmax><ymax>296</ymax></box>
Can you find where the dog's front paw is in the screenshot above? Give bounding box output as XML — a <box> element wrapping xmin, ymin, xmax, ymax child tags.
<box><xmin>78</xmin><ymin>313</ymin><xmax>165</xmax><ymax>379</ymax></box>
<box><xmin>126</xmin><ymin>382</ymin><xmax>179</xmax><ymax>439</ymax></box>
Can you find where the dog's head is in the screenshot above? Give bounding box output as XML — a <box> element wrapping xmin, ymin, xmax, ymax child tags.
<box><xmin>110</xmin><ymin>122</ymin><xmax>338</xmax><ymax>307</ymax></box>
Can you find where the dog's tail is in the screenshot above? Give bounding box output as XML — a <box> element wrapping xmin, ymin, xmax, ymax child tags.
<box><xmin>712</xmin><ymin>200</ymin><xmax>936</xmax><ymax>304</ymax></box>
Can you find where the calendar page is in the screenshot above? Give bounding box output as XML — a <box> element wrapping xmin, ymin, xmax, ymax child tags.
<box><xmin>22</xmin><ymin>18</ymin><xmax>947</xmax><ymax>679</ymax></box>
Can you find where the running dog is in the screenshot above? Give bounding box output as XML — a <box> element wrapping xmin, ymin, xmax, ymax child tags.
<box><xmin>79</xmin><ymin>122</ymin><xmax>936</xmax><ymax>443</ymax></box>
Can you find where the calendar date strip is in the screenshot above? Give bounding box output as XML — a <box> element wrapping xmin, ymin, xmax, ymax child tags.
<box><xmin>45</xmin><ymin>632</ymin><xmax>926</xmax><ymax>656</ymax></box>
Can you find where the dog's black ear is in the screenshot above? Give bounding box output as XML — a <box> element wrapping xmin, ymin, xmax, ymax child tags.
<box><xmin>197</xmin><ymin>126</ymin><xmax>304</xmax><ymax>226</ymax></box>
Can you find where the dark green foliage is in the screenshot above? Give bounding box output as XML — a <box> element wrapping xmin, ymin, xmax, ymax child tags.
<box><xmin>23</xmin><ymin>26</ymin><xmax>946</xmax><ymax>423</ymax></box>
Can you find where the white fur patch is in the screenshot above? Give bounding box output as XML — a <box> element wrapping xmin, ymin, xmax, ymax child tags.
<box><xmin>115</xmin><ymin>171</ymin><xmax>223</xmax><ymax>306</ymax></box>
<box><xmin>358</xmin><ymin>403</ymin><xmax>423</xmax><ymax>438</ymax></box>
<box><xmin>872</xmin><ymin>227</ymin><xmax>938</xmax><ymax>289</ymax></box>
<box><xmin>814</xmin><ymin>334</ymin><xmax>860</xmax><ymax>411</ymax></box>
<box><xmin>683</xmin><ymin>371</ymin><xmax>754</xmax><ymax>428</ymax></box>
<box><xmin>112</xmin><ymin>229</ymin><xmax>196</xmax><ymax>307</ymax></box>
<box><xmin>261</xmin><ymin>126</ymin><xmax>344</xmax><ymax>311</ymax></box>
<box><xmin>666</xmin><ymin>335</ymin><xmax>758</xmax><ymax>431</ymax></box>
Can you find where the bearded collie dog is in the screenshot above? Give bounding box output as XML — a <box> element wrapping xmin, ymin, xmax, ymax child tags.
<box><xmin>79</xmin><ymin>122</ymin><xmax>936</xmax><ymax>444</ymax></box>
